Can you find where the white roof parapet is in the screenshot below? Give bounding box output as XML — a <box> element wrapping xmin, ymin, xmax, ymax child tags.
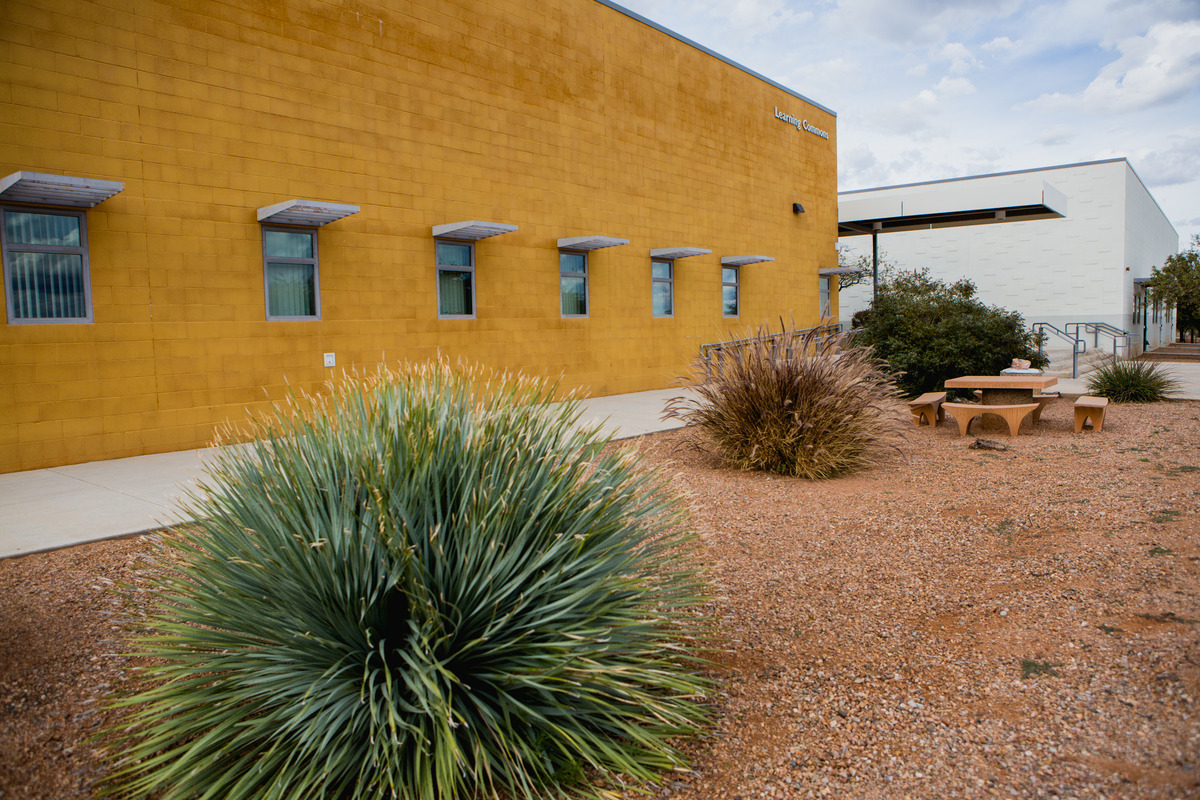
<box><xmin>650</xmin><ymin>247</ymin><xmax>712</xmax><ymax>260</ymax></box>
<box><xmin>257</xmin><ymin>199</ymin><xmax>360</xmax><ymax>227</ymax></box>
<box><xmin>721</xmin><ymin>255</ymin><xmax>774</xmax><ymax>266</ymax></box>
<box><xmin>557</xmin><ymin>235</ymin><xmax>629</xmax><ymax>252</ymax></box>
<box><xmin>0</xmin><ymin>171</ymin><xmax>124</xmax><ymax>208</ymax></box>
<box><xmin>838</xmin><ymin>180</ymin><xmax>1067</xmax><ymax>236</ymax></box>
<box><xmin>433</xmin><ymin>221</ymin><xmax>518</xmax><ymax>240</ymax></box>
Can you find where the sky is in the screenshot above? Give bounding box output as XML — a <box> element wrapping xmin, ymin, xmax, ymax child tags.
<box><xmin>614</xmin><ymin>0</ymin><xmax>1200</xmax><ymax>248</ymax></box>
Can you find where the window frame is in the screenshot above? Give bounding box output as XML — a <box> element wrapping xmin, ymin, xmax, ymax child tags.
<box><xmin>651</xmin><ymin>258</ymin><xmax>674</xmax><ymax>318</ymax></box>
<box><xmin>722</xmin><ymin>266</ymin><xmax>740</xmax><ymax>318</ymax></box>
<box><xmin>559</xmin><ymin>250</ymin><xmax>589</xmax><ymax>318</ymax></box>
<box><xmin>2</xmin><ymin>205</ymin><xmax>94</xmax><ymax>325</ymax></box>
<box><xmin>435</xmin><ymin>239</ymin><xmax>476</xmax><ymax>319</ymax></box>
<box><xmin>819</xmin><ymin>275</ymin><xmax>831</xmax><ymax>319</ymax></box>
<box><xmin>261</xmin><ymin>224</ymin><xmax>321</xmax><ymax>321</ymax></box>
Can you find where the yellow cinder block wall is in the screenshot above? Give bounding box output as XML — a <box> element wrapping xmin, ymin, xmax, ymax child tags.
<box><xmin>0</xmin><ymin>0</ymin><xmax>838</xmax><ymax>473</ymax></box>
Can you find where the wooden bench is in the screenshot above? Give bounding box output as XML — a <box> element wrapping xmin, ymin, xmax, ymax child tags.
<box><xmin>908</xmin><ymin>391</ymin><xmax>947</xmax><ymax>427</ymax></box>
<box><xmin>942</xmin><ymin>402</ymin><xmax>1040</xmax><ymax>437</ymax></box>
<box><xmin>1074</xmin><ymin>395</ymin><xmax>1109</xmax><ymax>433</ymax></box>
<box><xmin>1032</xmin><ymin>392</ymin><xmax>1059</xmax><ymax>424</ymax></box>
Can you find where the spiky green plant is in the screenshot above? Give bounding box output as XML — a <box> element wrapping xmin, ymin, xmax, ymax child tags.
<box><xmin>102</xmin><ymin>363</ymin><xmax>710</xmax><ymax>800</ymax></box>
<box><xmin>665</xmin><ymin>326</ymin><xmax>905</xmax><ymax>479</ymax></box>
<box><xmin>1085</xmin><ymin>358</ymin><xmax>1182</xmax><ymax>403</ymax></box>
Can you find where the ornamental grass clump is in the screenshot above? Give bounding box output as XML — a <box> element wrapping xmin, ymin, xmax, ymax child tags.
<box><xmin>103</xmin><ymin>363</ymin><xmax>710</xmax><ymax>800</ymax></box>
<box><xmin>1085</xmin><ymin>358</ymin><xmax>1182</xmax><ymax>403</ymax></box>
<box><xmin>666</xmin><ymin>326</ymin><xmax>905</xmax><ymax>479</ymax></box>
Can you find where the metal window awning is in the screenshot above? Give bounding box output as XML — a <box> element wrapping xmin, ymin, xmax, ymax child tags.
<box><xmin>0</xmin><ymin>171</ymin><xmax>124</xmax><ymax>208</ymax></box>
<box><xmin>650</xmin><ymin>247</ymin><xmax>711</xmax><ymax>260</ymax></box>
<box><xmin>721</xmin><ymin>255</ymin><xmax>774</xmax><ymax>266</ymax></box>
<box><xmin>433</xmin><ymin>221</ymin><xmax>518</xmax><ymax>240</ymax></box>
<box><xmin>558</xmin><ymin>235</ymin><xmax>629</xmax><ymax>251</ymax></box>
<box><xmin>257</xmin><ymin>199</ymin><xmax>360</xmax><ymax>227</ymax></box>
<box><xmin>819</xmin><ymin>266</ymin><xmax>862</xmax><ymax>276</ymax></box>
<box><xmin>838</xmin><ymin>181</ymin><xmax>1067</xmax><ymax>236</ymax></box>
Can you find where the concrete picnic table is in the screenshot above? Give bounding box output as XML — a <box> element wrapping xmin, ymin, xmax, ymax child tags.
<box><xmin>940</xmin><ymin>374</ymin><xmax>1061</xmax><ymax>436</ymax></box>
<box><xmin>944</xmin><ymin>374</ymin><xmax>1059</xmax><ymax>405</ymax></box>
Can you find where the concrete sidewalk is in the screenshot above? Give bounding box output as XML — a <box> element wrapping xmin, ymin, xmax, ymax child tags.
<box><xmin>0</xmin><ymin>388</ymin><xmax>693</xmax><ymax>560</ymax></box>
<box><xmin>4</xmin><ymin>364</ymin><xmax>1199</xmax><ymax>561</ymax></box>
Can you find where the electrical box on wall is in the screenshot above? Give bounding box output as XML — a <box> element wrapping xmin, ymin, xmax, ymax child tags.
<box><xmin>323</xmin><ymin>353</ymin><xmax>336</xmax><ymax>367</ymax></box>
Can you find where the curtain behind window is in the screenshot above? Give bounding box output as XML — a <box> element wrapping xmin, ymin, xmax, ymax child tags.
<box><xmin>5</xmin><ymin>212</ymin><xmax>87</xmax><ymax>320</ymax></box>
<box><xmin>439</xmin><ymin>270</ymin><xmax>472</xmax><ymax>315</ymax></box>
<box><xmin>7</xmin><ymin>251</ymin><xmax>87</xmax><ymax>319</ymax></box>
<box><xmin>267</xmin><ymin>262</ymin><xmax>315</xmax><ymax>317</ymax></box>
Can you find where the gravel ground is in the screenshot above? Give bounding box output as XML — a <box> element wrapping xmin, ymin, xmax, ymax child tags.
<box><xmin>2</xmin><ymin>398</ymin><xmax>1198</xmax><ymax>799</ymax></box>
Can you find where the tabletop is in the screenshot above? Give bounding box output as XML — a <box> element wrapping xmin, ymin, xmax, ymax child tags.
<box><xmin>944</xmin><ymin>375</ymin><xmax>1059</xmax><ymax>391</ymax></box>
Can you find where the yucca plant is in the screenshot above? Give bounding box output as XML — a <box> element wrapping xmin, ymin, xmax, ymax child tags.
<box><xmin>102</xmin><ymin>363</ymin><xmax>710</xmax><ymax>800</ymax></box>
<box><xmin>1085</xmin><ymin>357</ymin><xmax>1182</xmax><ymax>402</ymax></box>
<box><xmin>666</xmin><ymin>326</ymin><xmax>904</xmax><ymax>479</ymax></box>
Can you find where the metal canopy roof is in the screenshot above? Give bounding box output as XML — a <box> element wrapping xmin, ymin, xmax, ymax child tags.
<box><xmin>721</xmin><ymin>255</ymin><xmax>774</xmax><ymax>266</ymax></box>
<box><xmin>838</xmin><ymin>181</ymin><xmax>1067</xmax><ymax>237</ymax></box>
<box><xmin>558</xmin><ymin>235</ymin><xmax>629</xmax><ymax>252</ymax></box>
<box><xmin>433</xmin><ymin>221</ymin><xmax>518</xmax><ymax>241</ymax></box>
<box><xmin>650</xmin><ymin>247</ymin><xmax>711</xmax><ymax>260</ymax></box>
<box><xmin>0</xmin><ymin>171</ymin><xmax>124</xmax><ymax>208</ymax></box>
<box><xmin>257</xmin><ymin>199</ymin><xmax>360</xmax><ymax>227</ymax></box>
<box><xmin>818</xmin><ymin>266</ymin><xmax>862</xmax><ymax>276</ymax></box>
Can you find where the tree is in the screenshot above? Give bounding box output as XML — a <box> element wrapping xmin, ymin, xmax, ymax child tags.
<box><xmin>834</xmin><ymin>247</ymin><xmax>898</xmax><ymax>291</ymax></box>
<box><xmin>851</xmin><ymin>269</ymin><xmax>1048</xmax><ymax>397</ymax></box>
<box><xmin>1148</xmin><ymin>235</ymin><xmax>1200</xmax><ymax>342</ymax></box>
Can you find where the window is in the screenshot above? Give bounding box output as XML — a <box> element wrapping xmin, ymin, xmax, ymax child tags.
<box><xmin>819</xmin><ymin>276</ymin><xmax>831</xmax><ymax>318</ymax></box>
<box><xmin>2</xmin><ymin>207</ymin><xmax>92</xmax><ymax>323</ymax></box>
<box><xmin>722</xmin><ymin>266</ymin><xmax>739</xmax><ymax>317</ymax></box>
<box><xmin>436</xmin><ymin>240</ymin><xmax>475</xmax><ymax>317</ymax></box>
<box><xmin>652</xmin><ymin>259</ymin><xmax>673</xmax><ymax>317</ymax></box>
<box><xmin>262</xmin><ymin>227</ymin><xmax>319</xmax><ymax>320</ymax></box>
<box><xmin>560</xmin><ymin>251</ymin><xmax>588</xmax><ymax>317</ymax></box>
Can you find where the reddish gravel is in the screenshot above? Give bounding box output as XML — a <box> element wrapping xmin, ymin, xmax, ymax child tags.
<box><xmin>2</xmin><ymin>398</ymin><xmax>1198</xmax><ymax>799</ymax></box>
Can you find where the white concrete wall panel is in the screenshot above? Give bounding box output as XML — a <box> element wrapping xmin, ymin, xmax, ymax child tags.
<box><xmin>838</xmin><ymin>160</ymin><xmax>1178</xmax><ymax>350</ymax></box>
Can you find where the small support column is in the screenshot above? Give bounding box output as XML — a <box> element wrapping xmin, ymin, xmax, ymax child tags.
<box><xmin>871</xmin><ymin>225</ymin><xmax>881</xmax><ymax>303</ymax></box>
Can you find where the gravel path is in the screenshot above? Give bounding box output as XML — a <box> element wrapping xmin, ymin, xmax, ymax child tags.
<box><xmin>2</xmin><ymin>399</ymin><xmax>1197</xmax><ymax>799</ymax></box>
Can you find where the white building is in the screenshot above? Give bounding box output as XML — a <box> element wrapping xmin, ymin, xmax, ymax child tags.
<box><xmin>838</xmin><ymin>158</ymin><xmax>1179</xmax><ymax>356</ymax></box>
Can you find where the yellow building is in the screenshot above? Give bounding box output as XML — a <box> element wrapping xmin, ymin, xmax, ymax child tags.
<box><xmin>0</xmin><ymin>0</ymin><xmax>838</xmax><ymax>473</ymax></box>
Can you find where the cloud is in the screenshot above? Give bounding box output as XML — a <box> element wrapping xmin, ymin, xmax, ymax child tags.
<box><xmin>939</xmin><ymin>42</ymin><xmax>979</xmax><ymax>75</ymax></box>
<box><xmin>860</xmin><ymin>73</ymin><xmax>974</xmax><ymax>139</ymax></box>
<box><xmin>838</xmin><ymin>141</ymin><xmax>967</xmax><ymax>190</ymax></box>
<box><xmin>1035</xmin><ymin>125</ymin><xmax>1075</xmax><ymax>147</ymax></box>
<box><xmin>1027</xmin><ymin>20</ymin><xmax>1200</xmax><ymax>113</ymax></box>
<box><xmin>934</xmin><ymin>76</ymin><xmax>976</xmax><ymax>97</ymax></box>
<box><xmin>826</xmin><ymin>0</ymin><xmax>1021</xmax><ymax>47</ymax></box>
<box><xmin>648</xmin><ymin>0</ymin><xmax>813</xmax><ymax>37</ymax></box>
<box><xmin>982</xmin><ymin>36</ymin><xmax>1018</xmax><ymax>54</ymax></box>
<box><xmin>978</xmin><ymin>0</ymin><xmax>1200</xmax><ymax>58</ymax></box>
<box><xmin>1131</xmin><ymin>137</ymin><xmax>1200</xmax><ymax>187</ymax></box>
<box><xmin>719</xmin><ymin>0</ymin><xmax>814</xmax><ymax>34</ymax></box>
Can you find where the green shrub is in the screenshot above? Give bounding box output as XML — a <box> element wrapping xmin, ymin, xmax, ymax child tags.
<box><xmin>103</xmin><ymin>363</ymin><xmax>710</xmax><ymax>800</ymax></box>
<box><xmin>1085</xmin><ymin>358</ymin><xmax>1182</xmax><ymax>402</ymax></box>
<box><xmin>666</xmin><ymin>326</ymin><xmax>904</xmax><ymax>479</ymax></box>
<box><xmin>851</xmin><ymin>269</ymin><xmax>1048</xmax><ymax>397</ymax></box>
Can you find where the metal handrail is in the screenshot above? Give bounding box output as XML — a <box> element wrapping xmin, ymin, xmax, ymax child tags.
<box><xmin>1065</xmin><ymin>322</ymin><xmax>1131</xmax><ymax>360</ymax></box>
<box><xmin>700</xmin><ymin>323</ymin><xmax>842</xmax><ymax>379</ymax></box>
<box><xmin>1032</xmin><ymin>322</ymin><xmax>1086</xmax><ymax>378</ymax></box>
